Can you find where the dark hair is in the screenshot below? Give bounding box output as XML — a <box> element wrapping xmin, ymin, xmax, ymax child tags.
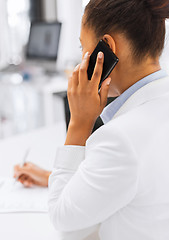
<box><xmin>84</xmin><ymin>0</ymin><xmax>169</xmax><ymax>62</ymax></box>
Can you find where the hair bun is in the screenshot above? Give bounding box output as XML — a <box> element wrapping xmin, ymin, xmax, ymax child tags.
<box><xmin>146</xmin><ymin>0</ymin><xmax>169</xmax><ymax>19</ymax></box>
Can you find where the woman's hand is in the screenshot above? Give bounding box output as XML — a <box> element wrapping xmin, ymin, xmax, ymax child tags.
<box><xmin>65</xmin><ymin>51</ymin><xmax>111</xmax><ymax>146</ymax></box>
<box><xmin>13</xmin><ymin>162</ymin><xmax>51</xmax><ymax>187</ymax></box>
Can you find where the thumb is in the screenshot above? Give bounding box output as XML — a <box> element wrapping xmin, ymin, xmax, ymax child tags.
<box><xmin>100</xmin><ymin>77</ymin><xmax>111</xmax><ymax>108</ymax></box>
<box><xmin>14</xmin><ymin>166</ymin><xmax>30</xmax><ymax>178</ymax></box>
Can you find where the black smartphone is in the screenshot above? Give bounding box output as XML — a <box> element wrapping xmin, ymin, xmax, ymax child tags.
<box><xmin>87</xmin><ymin>40</ymin><xmax>119</xmax><ymax>90</ymax></box>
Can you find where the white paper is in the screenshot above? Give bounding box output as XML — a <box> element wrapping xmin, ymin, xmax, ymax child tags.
<box><xmin>0</xmin><ymin>178</ymin><xmax>48</xmax><ymax>213</ymax></box>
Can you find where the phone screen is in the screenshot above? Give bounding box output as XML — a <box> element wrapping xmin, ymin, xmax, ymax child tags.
<box><xmin>87</xmin><ymin>40</ymin><xmax>119</xmax><ymax>89</ymax></box>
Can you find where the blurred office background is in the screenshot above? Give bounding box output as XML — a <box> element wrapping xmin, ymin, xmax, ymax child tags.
<box><xmin>0</xmin><ymin>0</ymin><xmax>168</xmax><ymax>139</ymax></box>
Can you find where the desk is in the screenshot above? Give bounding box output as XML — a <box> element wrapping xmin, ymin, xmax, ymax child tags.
<box><xmin>0</xmin><ymin>213</ymin><xmax>58</xmax><ymax>240</ymax></box>
<box><xmin>0</xmin><ymin>123</ymin><xmax>99</xmax><ymax>240</ymax></box>
<box><xmin>0</xmin><ymin>123</ymin><xmax>65</xmax><ymax>239</ymax></box>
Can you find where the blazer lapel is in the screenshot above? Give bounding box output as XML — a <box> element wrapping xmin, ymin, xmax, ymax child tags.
<box><xmin>113</xmin><ymin>76</ymin><xmax>169</xmax><ymax>119</ymax></box>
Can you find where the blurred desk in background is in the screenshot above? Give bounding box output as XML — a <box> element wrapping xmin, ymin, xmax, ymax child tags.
<box><xmin>0</xmin><ymin>72</ymin><xmax>68</xmax><ymax>139</ymax></box>
<box><xmin>39</xmin><ymin>74</ymin><xmax>68</xmax><ymax>126</ymax></box>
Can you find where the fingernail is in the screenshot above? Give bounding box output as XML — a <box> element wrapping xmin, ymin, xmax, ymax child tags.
<box><xmin>84</xmin><ymin>52</ymin><xmax>89</xmax><ymax>59</ymax></box>
<box><xmin>107</xmin><ymin>78</ymin><xmax>111</xmax><ymax>85</ymax></box>
<box><xmin>74</xmin><ymin>64</ymin><xmax>80</xmax><ymax>71</ymax></box>
<box><xmin>98</xmin><ymin>52</ymin><xmax>103</xmax><ymax>59</ymax></box>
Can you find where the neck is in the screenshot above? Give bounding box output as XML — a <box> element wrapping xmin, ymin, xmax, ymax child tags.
<box><xmin>109</xmin><ymin>58</ymin><xmax>161</xmax><ymax>97</ymax></box>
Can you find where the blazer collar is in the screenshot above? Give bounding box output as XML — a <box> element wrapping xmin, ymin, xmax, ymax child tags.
<box><xmin>113</xmin><ymin>76</ymin><xmax>169</xmax><ymax>119</ymax></box>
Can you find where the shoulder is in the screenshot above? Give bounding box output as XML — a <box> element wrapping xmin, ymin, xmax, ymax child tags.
<box><xmin>86</xmin><ymin>114</ymin><xmax>138</xmax><ymax>161</ymax></box>
<box><xmin>86</xmin><ymin>103</ymin><xmax>148</xmax><ymax>162</ymax></box>
<box><xmin>83</xmin><ymin>115</ymin><xmax>139</xmax><ymax>179</ymax></box>
<box><xmin>87</xmin><ymin>108</ymin><xmax>139</xmax><ymax>147</ymax></box>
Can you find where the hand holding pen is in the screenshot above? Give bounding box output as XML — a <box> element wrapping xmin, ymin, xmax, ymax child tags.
<box><xmin>13</xmin><ymin>149</ymin><xmax>50</xmax><ymax>188</ymax></box>
<box><xmin>14</xmin><ymin>148</ymin><xmax>30</xmax><ymax>185</ymax></box>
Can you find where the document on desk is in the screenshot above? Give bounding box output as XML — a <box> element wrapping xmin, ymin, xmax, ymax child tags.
<box><xmin>0</xmin><ymin>178</ymin><xmax>48</xmax><ymax>213</ymax></box>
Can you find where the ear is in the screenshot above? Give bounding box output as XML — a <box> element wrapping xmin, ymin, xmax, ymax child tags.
<box><xmin>103</xmin><ymin>34</ymin><xmax>116</xmax><ymax>54</ymax></box>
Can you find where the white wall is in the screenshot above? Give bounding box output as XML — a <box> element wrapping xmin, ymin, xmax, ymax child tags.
<box><xmin>0</xmin><ymin>0</ymin><xmax>10</xmax><ymax>69</ymax></box>
<box><xmin>56</xmin><ymin>0</ymin><xmax>83</xmax><ymax>71</ymax></box>
<box><xmin>43</xmin><ymin>0</ymin><xmax>57</xmax><ymax>21</ymax></box>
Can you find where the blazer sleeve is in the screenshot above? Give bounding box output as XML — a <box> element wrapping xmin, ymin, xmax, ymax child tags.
<box><xmin>48</xmin><ymin>124</ymin><xmax>139</xmax><ymax>235</ymax></box>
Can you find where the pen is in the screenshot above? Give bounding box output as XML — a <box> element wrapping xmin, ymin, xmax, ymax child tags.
<box><xmin>14</xmin><ymin>148</ymin><xmax>30</xmax><ymax>184</ymax></box>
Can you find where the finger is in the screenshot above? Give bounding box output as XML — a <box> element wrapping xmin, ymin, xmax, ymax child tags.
<box><xmin>99</xmin><ymin>77</ymin><xmax>112</xmax><ymax>109</ymax></box>
<box><xmin>68</xmin><ymin>64</ymin><xmax>80</xmax><ymax>90</ymax></box>
<box><xmin>18</xmin><ymin>164</ymin><xmax>33</xmax><ymax>175</ymax></box>
<box><xmin>91</xmin><ymin>52</ymin><xmax>104</xmax><ymax>89</ymax></box>
<box><xmin>15</xmin><ymin>173</ymin><xmax>24</xmax><ymax>180</ymax></box>
<box><xmin>71</xmin><ymin>64</ymin><xmax>80</xmax><ymax>89</ymax></box>
<box><xmin>14</xmin><ymin>165</ymin><xmax>22</xmax><ymax>176</ymax></box>
<box><xmin>13</xmin><ymin>165</ymin><xmax>20</xmax><ymax>174</ymax></box>
<box><xmin>23</xmin><ymin>175</ymin><xmax>35</xmax><ymax>187</ymax></box>
<box><xmin>18</xmin><ymin>175</ymin><xmax>26</xmax><ymax>185</ymax></box>
<box><xmin>14</xmin><ymin>168</ymin><xmax>28</xmax><ymax>178</ymax></box>
<box><xmin>14</xmin><ymin>164</ymin><xmax>20</xmax><ymax>170</ymax></box>
<box><xmin>14</xmin><ymin>171</ymin><xmax>22</xmax><ymax>178</ymax></box>
<box><xmin>18</xmin><ymin>174</ymin><xmax>32</xmax><ymax>183</ymax></box>
<box><xmin>68</xmin><ymin>75</ymin><xmax>73</xmax><ymax>90</ymax></box>
<box><xmin>14</xmin><ymin>164</ymin><xmax>25</xmax><ymax>172</ymax></box>
<box><xmin>24</xmin><ymin>180</ymin><xmax>33</xmax><ymax>188</ymax></box>
<box><xmin>18</xmin><ymin>174</ymin><xmax>27</xmax><ymax>181</ymax></box>
<box><xmin>18</xmin><ymin>175</ymin><xmax>32</xmax><ymax>187</ymax></box>
<box><xmin>15</xmin><ymin>163</ymin><xmax>33</xmax><ymax>179</ymax></box>
<box><xmin>79</xmin><ymin>52</ymin><xmax>90</xmax><ymax>85</ymax></box>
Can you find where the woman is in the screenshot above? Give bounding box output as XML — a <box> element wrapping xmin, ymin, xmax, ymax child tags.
<box><xmin>16</xmin><ymin>0</ymin><xmax>169</xmax><ymax>239</ymax></box>
<box><xmin>48</xmin><ymin>0</ymin><xmax>169</xmax><ymax>239</ymax></box>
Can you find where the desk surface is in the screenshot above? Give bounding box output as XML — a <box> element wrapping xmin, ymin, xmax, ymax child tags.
<box><xmin>0</xmin><ymin>212</ymin><xmax>99</xmax><ymax>240</ymax></box>
<box><xmin>0</xmin><ymin>123</ymin><xmax>64</xmax><ymax>239</ymax></box>
<box><xmin>0</xmin><ymin>212</ymin><xmax>57</xmax><ymax>240</ymax></box>
<box><xmin>0</xmin><ymin>123</ymin><xmax>99</xmax><ymax>240</ymax></box>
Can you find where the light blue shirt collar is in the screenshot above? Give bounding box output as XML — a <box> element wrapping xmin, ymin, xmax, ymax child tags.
<box><xmin>100</xmin><ymin>69</ymin><xmax>168</xmax><ymax>124</ymax></box>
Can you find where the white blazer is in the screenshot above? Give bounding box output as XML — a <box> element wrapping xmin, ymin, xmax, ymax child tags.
<box><xmin>48</xmin><ymin>75</ymin><xmax>169</xmax><ymax>240</ymax></box>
